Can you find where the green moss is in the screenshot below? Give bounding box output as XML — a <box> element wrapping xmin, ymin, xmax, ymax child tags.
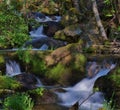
<box><xmin>54</xmin><ymin>30</ymin><xmax>66</xmax><ymax>41</ymax></box>
<box><xmin>47</xmin><ymin>63</ymin><xmax>67</xmax><ymax>80</ymax></box>
<box><xmin>0</xmin><ymin>55</ymin><xmax>4</xmax><ymax>64</ymax></box>
<box><xmin>0</xmin><ymin>76</ymin><xmax>21</xmax><ymax>90</ymax></box>
<box><xmin>31</xmin><ymin>57</ymin><xmax>47</xmax><ymax>75</ymax></box>
<box><xmin>83</xmin><ymin>47</ymin><xmax>97</xmax><ymax>53</ymax></box>
<box><xmin>73</xmin><ymin>54</ymin><xmax>86</xmax><ymax>72</ymax></box>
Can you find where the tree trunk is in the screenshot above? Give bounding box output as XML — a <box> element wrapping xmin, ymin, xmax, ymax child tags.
<box><xmin>92</xmin><ymin>0</ymin><xmax>108</xmax><ymax>40</ymax></box>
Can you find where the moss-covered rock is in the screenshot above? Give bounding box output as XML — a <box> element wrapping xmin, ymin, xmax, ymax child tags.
<box><xmin>54</xmin><ymin>30</ymin><xmax>66</xmax><ymax>41</ymax></box>
<box><xmin>0</xmin><ymin>76</ymin><xmax>20</xmax><ymax>90</ymax></box>
<box><xmin>44</xmin><ymin>42</ymin><xmax>86</xmax><ymax>85</ymax></box>
<box><xmin>54</xmin><ymin>24</ymin><xmax>82</xmax><ymax>42</ymax></box>
<box><xmin>63</xmin><ymin>24</ymin><xmax>82</xmax><ymax>37</ymax></box>
<box><xmin>45</xmin><ymin>42</ymin><xmax>83</xmax><ymax>66</ymax></box>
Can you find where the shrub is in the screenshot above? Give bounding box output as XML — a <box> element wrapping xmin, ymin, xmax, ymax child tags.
<box><xmin>0</xmin><ymin>2</ymin><xmax>29</xmax><ymax>49</ymax></box>
<box><xmin>28</xmin><ymin>87</ymin><xmax>44</xmax><ymax>96</ymax></box>
<box><xmin>3</xmin><ymin>93</ymin><xmax>34</xmax><ymax>110</ymax></box>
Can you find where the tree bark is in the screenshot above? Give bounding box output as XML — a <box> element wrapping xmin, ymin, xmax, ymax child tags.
<box><xmin>92</xmin><ymin>0</ymin><xmax>108</xmax><ymax>40</ymax></box>
<box><xmin>117</xmin><ymin>0</ymin><xmax>120</xmax><ymax>24</ymax></box>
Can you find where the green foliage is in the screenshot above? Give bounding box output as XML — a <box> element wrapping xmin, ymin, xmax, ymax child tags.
<box><xmin>118</xmin><ymin>26</ymin><xmax>120</xmax><ymax>32</ymax></box>
<box><xmin>17</xmin><ymin>50</ymin><xmax>47</xmax><ymax>74</ymax></box>
<box><xmin>17</xmin><ymin>49</ymin><xmax>31</xmax><ymax>64</ymax></box>
<box><xmin>102</xmin><ymin>93</ymin><xmax>115</xmax><ymax>110</ymax></box>
<box><xmin>0</xmin><ymin>2</ymin><xmax>29</xmax><ymax>49</ymax></box>
<box><xmin>102</xmin><ymin>100</ymin><xmax>115</xmax><ymax>110</ymax></box>
<box><xmin>31</xmin><ymin>57</ymin><xmax>47</xmax><ymax>74</ymax></box>
<box><xmin>28</xmin><ymin>87</ymin><xmax>44</xmax><ymax>96</ymax></box>
<box><xmin>109</xmin><ymin>68</ymin><xmax>120</xmax><ymax>85</ymax></box>
<box><xmin>103</xmin><ymin>0</ymin><xmax>115</xmax><ymax>17</ymax></box>
<box><xmin>3</xmin><ymin>93</ymin><xmax>34</xmax><ymax>110</ymax></box>
<box><xmin>0</xmin><ymin>76</ymin><xmax>20</xmax><ymax>89</ymax></box>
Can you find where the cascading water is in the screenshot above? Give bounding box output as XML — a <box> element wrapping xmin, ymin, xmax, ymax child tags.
<box><xmin>55</xmin><ymin>62</ymin><xmax>116</xmax><ymax>110</ymax></box>
<box><xmin>28</xmin><ymin>13</ymin><xmax>63</xmax><ymax>50</ymax></box>
<box><xmin>29</xmin><ymin>25</ymin><xmax>47</xmax><ymax>38</ymax></box>
<box><xmin>6</xmin><ymin>60</ymin><xmax>21</xmax><ymax>77</ymax></box>
<box><xmin>5</xmin><ymin>60</ymin><xmax>43</xmax><ymax>88</ymax></box>
<box><xmin>35</xmin><ymin>15</ymin><xmax>61</xmax><ymax>23</ymax></box>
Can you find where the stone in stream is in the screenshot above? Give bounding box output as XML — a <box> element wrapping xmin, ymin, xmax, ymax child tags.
<box><xmin>43</xmin><ymin>21</ymin><xmax>64</xmax><ymax>37</ymax></box>
<box><xmin>25</xmin><ymin>37</ymin><xmax>66</xmax><ymax>49</ymax></box>
<box><xmin>15</xmin><ymin>73</ymin><xmax>42</xmax><ymax>89</ymax></box>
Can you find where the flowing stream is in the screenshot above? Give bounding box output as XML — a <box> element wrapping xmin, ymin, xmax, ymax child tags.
<box><xmin>55</xmin><ymin>62</ymin><xmax>116</xmax><ymax>110</ymax></box>
<box><xmin>5</xmin><ymin>59</ymin><xmax>116</xmax><ymax>110</ymax></box>
<box><xmin>6</xmin><ymin>60</ymin><xmax>21</xmax><ymax>77</ymax></box>
<box><xmin>5</xmin><ymin>60</ymin><xmax>42</xmax><ymax>88</ymax></box>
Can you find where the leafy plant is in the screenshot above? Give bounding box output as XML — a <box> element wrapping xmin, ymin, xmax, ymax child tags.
<box><xmin>102</xmin><ymin>100</ymin><xmax>115</xmax><ymax>110</ymax></box>
<box><xmin>0</xmin><ymin>2</ymin><xmax>29</xmax><ymax>49</ymax></box>
<box><xmin>109</xmin><ymin>68</ymin><xmax>120</xmax><ymax>85</ymax></box>
<box><xmin>99</xmin><ymin>93</ymin><xmax>115</xmax><ymax>110</ymax></box>
<box><xmin>3</xmin><ymin>93</ymin><xmax>34</xmax><ymax>110</ymax></box>
<box><xmin>28</xmin><ymin>87</ymin><xmax>44</xmax><ymax>96</ymax></box>
<box><xmin>16</xmin><ymin>48</ymin><xmax>32</xmax><ymax>64</ymax></box>
<box><xmin>31</xmin><ymin>56</ymin><xmax>47</xmax><ymax>74</ymax></box>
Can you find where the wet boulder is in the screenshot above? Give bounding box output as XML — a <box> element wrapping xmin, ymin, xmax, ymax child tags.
<box><xmin>43</xmin><ymin>21</ymin><xmax>63</xmax><ymax>37</ymax></box>
<box><xmin>15</xmin><ymin>73</ymin><xmax>42</xmax><ymax>89</ymax></box>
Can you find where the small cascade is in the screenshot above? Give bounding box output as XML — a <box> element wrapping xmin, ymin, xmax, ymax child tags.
<box><xmin>29</xmin><ymin>25</ymin><xmax>47</xmax><ymax>38</ymax></box>
<box><xmin>35</xmin><ymin>76</ymin><xmax>43</xmax><ymax>87</ymax></box>
<box><xmin>39</xmin><ymin>44</ymin><xmax>48</xmax><ymax>50</ymax></box>
<box><xmin>5</xmin><ymin>60</ymin><xmax>43</xmax><ymax>89</ymax></box>
<box><xmin>55</xmin><ymin>62</ymin><xmax>116</xmax><ymax>110</ymax></box>
<box><xmin>35</xmin><ymin>16</ymin><xmax>61</xmax><ymax>22</ymax></box>
<box><xmin>6</xmin><ymin>60</ymin><xmax>21</xmax><ymax>77</ymax></box>
<box><xmin>27</xmin><ymin>13</ymin><xmax>64</xmax><ymax>50</ymax></box>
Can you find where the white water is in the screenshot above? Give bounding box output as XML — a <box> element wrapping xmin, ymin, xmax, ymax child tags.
<box><xmin>35</xmin><ymin>16</ymin><xmax>61</xmax><ymax>22</ymax></box>
<box><xmin>55</xmin><ymin>63</ymin><xmax>116</xmax><ymax>110</ymax></box>
<box><xmin>39</xmin><ymin>44</ymin><xmax>48</xmax><ymax>50</ymax></box>
<box><xmin>29</xmin><ymin>15</ymin><xmax>61</xmax><ymax>39</ymax></box>
<box><xmin>29</xmin><ymin>25</ymin><xmax>47</xmax><ymax>38</ymax></box>
<box><xmin>6</xmin><ymin>60</ymin><xmax>21</xmax><ymax>77</ymax></box>
<box><xmin>5</xmin><ymin>60</ymin><xmax>43</xmax><ymax>87</ymax></box>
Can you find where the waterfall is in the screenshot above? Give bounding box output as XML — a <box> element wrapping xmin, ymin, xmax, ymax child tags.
<box><xmin>6</xmin><ymin>60</ymin><xmax>21</xmax><ymax>77</ymax></box>
<box><xmin>55</xmin><ymin>62</ymin><xmax>116</xmax><ymax>110</ymax></box>
<box><xmin>29</xmin><ymin>25</ymin><xmax>47</xmax><ymax>38</ymax></box>
<box><xmin>5</xmin><ymin>60</ymin><xmax>43</xmax><ymax>88</ymax></box>
<box><xmin>29</xmin><ymin>15</ymin><xmax>61</xmax><ymax>38</ymax></box>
